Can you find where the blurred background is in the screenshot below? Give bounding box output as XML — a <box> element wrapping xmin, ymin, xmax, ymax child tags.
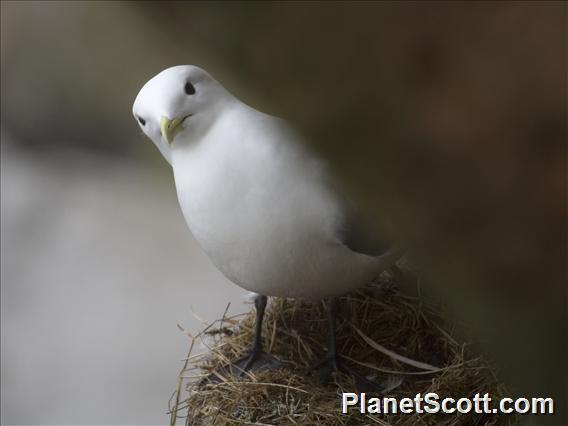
<box><xmin>1</xmin><ymin>1</ymin><xmax>566</xmax><ymax>425</ymax></box>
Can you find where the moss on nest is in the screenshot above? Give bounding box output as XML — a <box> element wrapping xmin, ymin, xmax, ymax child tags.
<box><xmin>170</xmin><ymin>272</ymin><xmax>513</xmax><ymax>425</ymax></box>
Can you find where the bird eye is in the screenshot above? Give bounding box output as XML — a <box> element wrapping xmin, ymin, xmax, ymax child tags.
<box><xmin>184</xmin><ymin>82</ymin><xmax>196</xmax><ymax>95</ymax></box>
<box><xmin>138</xmin><ymin>116</ymin><xmax>146</xmax><ymax>126</ymax></box>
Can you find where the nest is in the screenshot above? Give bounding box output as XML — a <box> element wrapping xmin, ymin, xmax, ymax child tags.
<box><xmin>170</xmin><ymin>272</ymin><xmax>512</xmax><ymax>425</ymax></box>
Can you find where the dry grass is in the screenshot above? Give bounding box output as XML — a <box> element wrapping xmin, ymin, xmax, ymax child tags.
<box><xmin>169</xmin><ymin>272</ymin><xmax>514</xmax><ymax>425</ymax></box>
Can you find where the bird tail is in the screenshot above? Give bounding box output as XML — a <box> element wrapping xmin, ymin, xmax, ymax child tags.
<box><xmin>374</xmin><ymin>246</ymin><xmax>404</xmax><ymax>270</ymax></box>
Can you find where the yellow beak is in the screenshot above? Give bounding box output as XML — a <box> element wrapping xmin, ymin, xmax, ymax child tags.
<box><xmin>160</xmin><ymin>116</ymin><xmax>184</xmax><ymax>144</ymax></box>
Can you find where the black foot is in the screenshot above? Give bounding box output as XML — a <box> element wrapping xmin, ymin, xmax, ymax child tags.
<box><xmin>202</xmin><ymin>349</ymin><xmax>282</xmax><ymax>385</ymax></box>
<box><xmin>202</xmin><ymin>295</ymin><xmax>282</xmax><ymax>385</ymax></box>
<box><xmin>308</xmin><ymin>355</ymin><xmax>384</xmax><ymax>392</ymax></box>
<box><xmin>232</xmin><ymin>349</ymin><xmax>282</xmax><ymax>376</ymax></box>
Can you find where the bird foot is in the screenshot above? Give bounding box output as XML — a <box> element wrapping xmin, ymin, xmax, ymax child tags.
<box><xmin>202</xmin><ymin>348</ymin><xmax>282</xmax><ymax>384</ymax></box>
<box><xmin>233</xmin><ymin>348</ymin><xmax>282</xmax><ymax>377</ymax></box>
<box><xmin>308</xmin><ymin>354</ymin><xmax>384</xmax><ymax>392</ymax></box>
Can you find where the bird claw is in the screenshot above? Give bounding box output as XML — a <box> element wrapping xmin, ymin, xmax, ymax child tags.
<box><xmin>233</xmin><ymin>349</ymin><xmax>282</xmax><ymax>377</ymax></box>
<box><xmin>202</xmin><ymin>349</ymin><xmax>282</xmax><ymax>385</ymax></box>
<box><xmin>308</xmin><ymin>355</ymin><xmax>384</xmax><ymax>392</ymax></box>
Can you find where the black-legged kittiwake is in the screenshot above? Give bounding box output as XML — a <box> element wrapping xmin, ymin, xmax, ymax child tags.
<box><xmin>132</xmin><ymin>65</ymin><xmax>400</xmax><ymax>383</ymax></box>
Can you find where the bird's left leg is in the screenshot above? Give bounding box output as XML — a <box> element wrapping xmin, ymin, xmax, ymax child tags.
<box><xmin>309</xmin><ymin>298</ymin><xmax>340</xmax><ymax>375</ymax></box>
<box><xmin>309</xmin><ymin>298</ymin><xmax>383</xmax><ymax>391</ymax></box>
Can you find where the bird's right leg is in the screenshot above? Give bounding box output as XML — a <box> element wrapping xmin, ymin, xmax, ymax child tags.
<box><xmin>202</xmin><ymin>295</ymin><xmax>281</xmax><ymax>384</ymax></box>
<box><xmin>232</xmin><ymin>294</ymin><xmax>281</xmax><ymax>376</ymax></box>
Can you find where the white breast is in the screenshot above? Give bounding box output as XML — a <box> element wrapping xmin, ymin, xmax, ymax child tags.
<box><xmin>170</xmin><ymin>107</ymin><xmax>379</xmax><ymax>299</ymax></box>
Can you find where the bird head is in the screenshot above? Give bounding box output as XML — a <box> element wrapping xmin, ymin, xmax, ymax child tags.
<box><xmin>132</xmin><ymin>65</ymin><xmax>232</xmax><ymax>163</ymax></box>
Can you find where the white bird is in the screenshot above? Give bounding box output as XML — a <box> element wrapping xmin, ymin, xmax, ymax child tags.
<box><xmin>132</xmin><ymin>65</ymin><xmax>400</xmax><ymax>382</ymax></box>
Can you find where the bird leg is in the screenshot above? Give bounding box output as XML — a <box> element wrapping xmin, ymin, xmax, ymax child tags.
<box><xmin>309</xmin><ymin>298</ymin><xmax>383</xmax><ymax>392</ymax></box>
<box><xmin>203</xmin><ymin>295</ymin><xmax>281</xmax><ymax>384</ymax></box>
<box><xmin>232</xmin><ymin>294</ymin><xmax>281</xmax><ymax>376</ymax></box>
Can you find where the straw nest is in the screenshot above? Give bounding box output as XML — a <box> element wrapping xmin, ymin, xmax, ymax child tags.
<box><xmin>170</xmin><ymin>270</ymin><xmax>512</xmax><ymax>425</ymax></box>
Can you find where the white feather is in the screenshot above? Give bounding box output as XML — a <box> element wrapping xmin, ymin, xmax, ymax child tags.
<box><xmin>133</xmin><ymin>66</ymin><xmax>396</xmax><ymax>300</ymax></box>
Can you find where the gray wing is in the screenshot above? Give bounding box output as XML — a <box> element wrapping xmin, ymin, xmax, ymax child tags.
<box><xmin>298</xmin><ymin>142</ymin><xmax>396</xmax><ymax>258</ymax></box>
<box><xmin>336</xmin><ymin>207</ymin><xmax>392</xmax><ymax>257</ymax></box>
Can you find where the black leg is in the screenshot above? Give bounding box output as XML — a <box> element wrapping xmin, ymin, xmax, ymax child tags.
<box><xmin>232</xmin><ymin>294</ymin><xmax>281</xmax><ymax>376</ymax></box>
<box><xmin>325</xmin><ymin>298</ymin><xmax>339</xmax><ymax>369</ymax></box>
<box><xmin>240</xmin><ymin>294</ymin><xmax>267</xmax><ymax>372</ymax></box>
<box><xmin>308</xmin><ymin>298</ymin><xmax>340</xmax><ymax>375</ymax></box>
<box><xmin>309</xmin><ymin>297</ymin><xmax>384</xmax><ymax>391</ymax></box>
<box><xmin>203</xmin><ymin>294</ymin><xmax>280</xmax><ymax>384</ymax></box>
<box><xmin>253</xmin><ymin>295</ymin><xmax>267</xmax><ymax>352</ymax></box>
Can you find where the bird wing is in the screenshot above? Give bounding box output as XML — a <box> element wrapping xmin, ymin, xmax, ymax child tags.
<box><xmin>336</xmin><ymin>206</ymin><xmax>393</xmax><ymax>257</ymax></box>
<box><xmin>266</xmin><ymin>114</ymin><xmax>396</xmax><ymax>259</ymax></box>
